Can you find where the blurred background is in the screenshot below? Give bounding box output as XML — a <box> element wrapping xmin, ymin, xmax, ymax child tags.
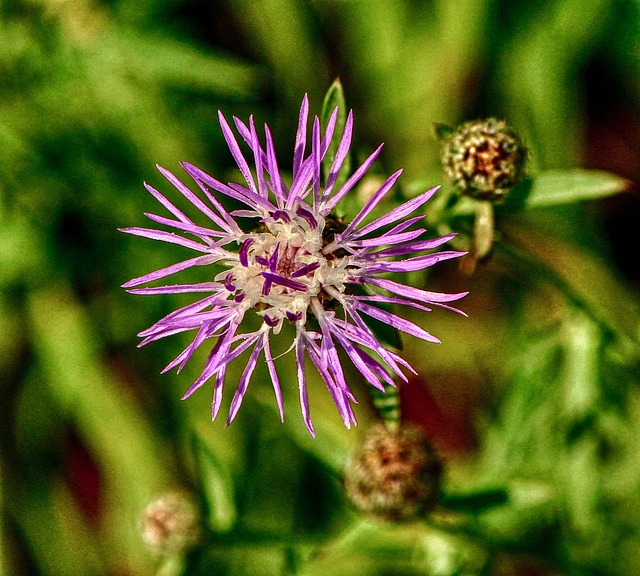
<box><xmin>2</xmin><ymin>0</ymin><xmax>640</xmax><ymax>574</ymax></box>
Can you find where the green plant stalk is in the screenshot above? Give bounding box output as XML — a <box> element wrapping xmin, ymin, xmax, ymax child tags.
<box><xmin>27</xmin><ymin>283</ymin><xmax>176</xmax><ymax>574</ymax></box>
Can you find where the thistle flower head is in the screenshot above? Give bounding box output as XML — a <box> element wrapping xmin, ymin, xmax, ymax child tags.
<box><xmin>440</xmin><ymin>118</ymin><xmax>526</xmax><ymax>200</ymax></box>
<box><xmin>121</xmin><ymin>96</ymin><xmax>466</xmax><ymax>436</ymax></box>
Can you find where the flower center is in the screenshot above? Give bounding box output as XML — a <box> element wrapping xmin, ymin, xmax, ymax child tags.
<box><xmin>219</xmin><ymin>208</ymin><xmax>351</xmax><ymax>329</ymax></box>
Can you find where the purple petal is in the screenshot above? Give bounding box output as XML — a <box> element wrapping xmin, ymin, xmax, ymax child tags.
<box><xmin>144</xmin><ymin>182</ymin><xmax>194</xmax><ymax>225</ymax></box>
<box><xmin>356</xmin><ymin>302</ymin><xmax>440</xmax><ymax>343</ymax></box>
<box><xmin>354</xmin><ymin>346</ymin><xmax>397</xmax><ymax>387</ymax></box>
<box><xmin>333</xmin><ymin>311</ymin><xmax>409</xmax><ymax>381</ymax></box>
<box><xmin>303</xmin><ymin>328</ymin><xmax>356</xmax><ymax>427</ymax></box>
<box><xmin>271</xmin><ymin>210</ymin><xmax>291</xmax><ymax>223</ymax></box>
<box><xmin>231</xmin><ymin>209</ymin><xmax>262</xmax><ymax>219</ymax></box>
<box><xmin>218</xmin><ymin>111</ymin><xmax>258</xmax><ymax>195</ymax></box>
<box><xmin>264</xmin><ymin>125</ymin><xmax>287</xmax><ymax>206</ymax></box>
<box><xmin>163</xmin><ymin>321</ymin><xmax>215</xmax><ymax>373</ymax></box>
<box><xmin>330</xmin><ymin>321</ymin><xmax>396</xmax><ymax>390</ymax></box>
<box><xmin>295</xmin><ymin>330</ymin><xmax>316</xmax><ymax>437</ymax></box>
<box><xmin>126</xmin><ymin>282</ymin><xmax>219</xmax><ymax>295</ymax></box>
<box><xmin>175</xmin><ymin>164</ymin><xmax>242</xmax><ymax>234</ymax></box>
<box><xmin>143</xmin><ymin>212</ymin><xmax>229</xmax><ymax>239</ymax></box>
<box><xmin>151</xmin><ymin>293</ymin><xmax>225</xmax><ymax>322</ymax></box>
<box><xmin>367</xmin><ymin>276</ymin><xmax>469</xmax><ymax>305</ymax></box>
<box><xmin>122</xmin><ymin>254</ymin><xmax>219</xmax><ymax>288</ymax></box>
<box><xmin>227</xmin><ymin>182</ymin><xmax>277</xmax><ymax>213</ymax></box>
<box><xmin>380</xmin><ymin>215</ymin><xmax>425</xmax><ymax>236</ymax></box>
<box><xmin>239</xmin><ymin>238</ymin><xmax>253</xmax><ymax>267</ymax></box>
<box><xmin>232</xmin><ymin>116</ymin><xmax>269</xmax><ymax>170</ymax></box>
<box><xmin>341</xmin><ymin>228</ymin><xmax>425</xmax><ymax>249</ymax></box>
<box><xmin>263</xmin><ymin>314</ymin><xmax>280</xmax><ymax>327</ymax></box>
<box><xmin>312</xmin><ymin>116</ymin><xmax>322</xmax><ymax>206</ymax></box>
<box><xmin>319</xmin><ymin>107</ymin><xmax>339</xmax><ymax>159</ymax></box>
<box><xmin>139</xmin><ymin>316</ymin><xmax>231</xmax><ymax>344</ymax></box>
<box><xmin>368</xmin><ymin>234</ymin><xmax>457</xmax><ymax>258</ymax></box>
<box><xmin>182</xmin><ymin>325</ymin><xmax>236</xmax><ymax>400</ymax></box>
<box><xmin>295</xmin><ymin>206</ymin><xmax>318</xmax><ymax>229</ymax></box>
<box><xmin>330</xmin><ymin>328</ymin><xmax>388</xmax><ymax>391</ymax></box>
<box><xmin>156</xmin><ymin>165</ymin><xmax>232</xmax><ymax>233</ymax></box>
<box><xmin>248</xmin><ymin>115</ymin><xmax>269</xmax><ymax>199</ymax></box>
<box><xmin>119</xmin><ymin>227</ymin><xmax>211</xmax><ymax>253</ymax></box>
<box><xmin>162</xmin><ymin>292</ymin><xmax>225</xmax><ymax>315</ymax></box>
<box><xmin>286</xmin><ymin>310</ymin><xmax>303</xmax><ymax>322</ymax></box>
<box><xmin>342</xmin><ymin>169</ymin><xmax>403</xmax><ymax>237</ymax></box>
<box><xmin>212</xmin><ymin>367</ymin><xmax>226</xmax><ymax>421</ymax></box>
<box><xmin>291</xmin><ymin>261</ymin><xmax>321</xmax><ymax>278</ymax></box>
<box><xmin>227</xmin><ymin>334</ymin><xmax>265</xmax><ymax>424</ymax></box>
<box><xmin>321</xmin><ymin>143</ymin><xmax>384</xmax><ymax>213</ymax></box>
<box><xmin>140</xmin><ymin>311</ymin><xmax>234</xmax><ymax>346</ymax></box>
<box><xmin>214</xmin><ymin>330</ymin><xmax>263</xmax><ymax>372</ymax></box>
<box><xmin>261</xmin><ymin>272</ymin><xmax>308</xmax><ymax>292</ymax></box>
<box><xmin>268</xmin><ymin>244</ymin><xmax>279</xmax><ymax>271</ymax></box>
<box><xmin>264</xmin><ymin>334</ymin><xmax>284</xmax><ymax>422</ymax></box>
<box><xmin>352</xmin><ymin>294</ymin><xmax>433</xmax><ymax>313</ymax></box>
<box><xmin>261</xmin><ymin>276</ymin><xmax>272</xmax><ymax>296</ymax></box>
<box><xmin>316</xmin><ymin>313</ymin><xmax>390</xmax><ymax>390</ymax></box>
<box><xmin>183</xmin><ymin>162</ymin><xmax>275</xmax><ymax>213</ymax></box>
<box><xmin>144</xmin><ymin>311</ymin><xmax>228</xmax><ymax>339</ymax></box>
<box><xmin>293</xmin><ymin>94</ymin><xmax>309</xmax><ymax>177</ymax></box>
<box><xmin>349</xmin><ymin>186</ymin><xmax>440</xmax><ymax>239</ymax></box>
<box><xmin>313</xmin><ymin>308</ymin><xmax>347</xmax><ymax>390</ymax></box>
<box><xmin>363</xmin><ymin>250</ymin><xmax>466</xmax><ymax>272</ymax></box>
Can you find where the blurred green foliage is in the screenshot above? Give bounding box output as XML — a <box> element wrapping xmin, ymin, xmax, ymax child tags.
<box><xmin>2</xmin><ymin>0</ymin><xmax>640</xmax><ymax>575</ymax></box>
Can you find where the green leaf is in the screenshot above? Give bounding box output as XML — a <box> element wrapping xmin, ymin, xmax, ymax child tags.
<box><xmin>451</xmin><ymin>169</ymin><xmax>630</xmax><ymax>217</ymax></box>
<box><xmin>519</xmin><ymin>169</ymin><xmax>630</xmax><ymax>209</ymax></box>
<box><xmin>191</xmin><ymin>434</ymin><xmax>237</xmax><ymax>533</ymax></box>
<box><xmin>320</xmin><ymin>79</ymin><xmax>350</xmax><ymax>190</ymax></box>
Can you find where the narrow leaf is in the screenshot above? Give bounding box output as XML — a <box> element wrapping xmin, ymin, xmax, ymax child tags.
<box><xmin>521</xmin><ymin>169</ymin><xmax>630</xmax><ymax>209</ymax></box>
<box><xmin>191</xmin><ymin>434</ymin><xmax>237</xmax><ymax>533</ymax></box>
<box><xmin>452</xmin><ymin>169</ymin><xmax>631</xmax><ymax>216</ymax></box>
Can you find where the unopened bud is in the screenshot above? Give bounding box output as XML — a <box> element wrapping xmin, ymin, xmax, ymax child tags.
<box><xmin>344</xmin><ymin>424</ymin><xmax>442</xmax><ymax>521</ymax></box>
<box><xmin>140</xmin><ymin>491</ymin><xmax>201</xmax><ymax>555</ymax></box>
<box><xmin>439</xmin><ymin>118</ymin><xmax>526</xmax><ymax>200</ymax></box>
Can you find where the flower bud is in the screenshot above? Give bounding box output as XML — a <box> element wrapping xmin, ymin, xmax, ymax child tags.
<box><xmin>344</xmin><ymin>424</ymin><xmax>442</xmax><ymax>521</ymax></box>
<box><xmin>140</xmin><ymin>491</ymin><xmax>201</xmax><ymax>555</ymax></box>
<box><xmin>440</xmin><ymin>118</ymin><xmax>526</xmax><ymax>200</ymax></box>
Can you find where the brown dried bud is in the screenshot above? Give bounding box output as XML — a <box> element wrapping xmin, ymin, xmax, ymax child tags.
<box><xmin>140</xmin><ymin>491</ymin><xmax>201</xmax><ymax>555</ymax></box>
<box><xmin>440</xmin><ymin>118</ymin><xmax>526</xmax><ymax>201</ymax></box>
<box><xmin>344</xmin><ymin>424</ymin><xmax>442</xmax><ymax>521</ymax></box>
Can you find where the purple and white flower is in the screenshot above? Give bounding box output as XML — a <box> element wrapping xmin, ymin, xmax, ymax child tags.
<box><xmin>121</xmin><ymin>96</ymin><xmax>466</xmax><ymax>436</ymax></box>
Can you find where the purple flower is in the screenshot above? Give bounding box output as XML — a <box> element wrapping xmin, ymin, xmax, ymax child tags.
<box><xmin>121</xmin><ymin>96</ymin><xmax>467</xmax><ymax>436</ymax></box>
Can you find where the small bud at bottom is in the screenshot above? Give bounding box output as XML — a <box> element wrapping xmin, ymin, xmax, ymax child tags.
<box><xmin>344</xmin><ymin>424</ymin><xmax>442</xmax><ymax>521</ymax></box>
<box><xmin>140</xmin><ymin>491</ymin><xmax>201</xmax><ymax>555</ymax></box>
